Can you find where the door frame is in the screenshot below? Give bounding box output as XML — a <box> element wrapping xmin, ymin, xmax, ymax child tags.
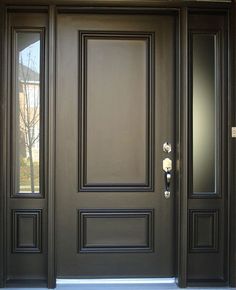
<box><xmin>0</xmin><ymin>1</ymin><xmax>235</xmax><ymax>288</ymax></box>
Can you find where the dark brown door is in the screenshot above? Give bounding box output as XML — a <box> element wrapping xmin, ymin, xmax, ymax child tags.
<box><xmin>56</xmin><ymin>13</ymin><xmax>176</xmax><ymax>278</ymax></box>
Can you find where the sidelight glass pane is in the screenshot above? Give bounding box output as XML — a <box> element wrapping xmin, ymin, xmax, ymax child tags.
<box><xmin>15</xmin><ymin>32</ymin><xmax>41</xmax><ymax>194</ymax></box>
<box><xmin>192</xmin><ymin>34</ymin><xmax>217</xmax><ymax>194</ymax></box>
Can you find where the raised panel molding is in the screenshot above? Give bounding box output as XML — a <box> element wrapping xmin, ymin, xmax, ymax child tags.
<box><xmin>12</xmin><ymin>209</ymin><xmax>42</xmax><ymax>253</ymax></box>
<box><xmin>78</xmin><ymin>31</ymin><xmax>155</xmax><ymax>192</ymax></box>
<box><xmin>78</xmin><ymin>209</ymin><xmax>154</xmax><ymax>253</ymax></box>
<box><xmin>189</xmin><ymin>209</ymin><xmax>219</xmax><ymax>253</ymax></box>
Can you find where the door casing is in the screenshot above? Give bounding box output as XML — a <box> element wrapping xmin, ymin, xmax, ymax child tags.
<box><xmin>0</xmin><ymin>1</ymin><xmax>235</xmax><ymax>288</ymax></box>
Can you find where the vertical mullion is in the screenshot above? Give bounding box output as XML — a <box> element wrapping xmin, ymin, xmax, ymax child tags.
<box><xmin>229</xmin><ymin>3</ymin><xmax>236</xmax><ymax>287</ymax></box>
<box><xmin>0</xmin><ymin>4</ymin><xmax>7</xmax><ymax>288</ymax></box>
<box><xmin>47</xmin><ymin>4</ymin><xmax>56</xmax><ymax>289</ymax></box>
<box><xmin>178</xmin><ymin>6</ymin><xmax>188</xmax><ymax>288</ymax></box>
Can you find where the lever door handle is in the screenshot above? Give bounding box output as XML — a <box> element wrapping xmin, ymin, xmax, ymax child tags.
<box><xmin>163</xmin><ymin>158</ymin><xmax>172</xmax><ymax>199</ymax></box>
<box><xmin>165</xmin><ymin>171</ymin><xmax>171</xmax><ymax>191</ymax></box>
<box><xmin>165</xmin><ymin>171</ymin><xmax>171</xmax><ymax>190</ymax></box>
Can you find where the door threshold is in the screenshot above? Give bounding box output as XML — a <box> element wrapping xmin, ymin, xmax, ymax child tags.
<box><xmin>57</xmin><ymin>278</ymin><xmax>176</xmax><ymax>285</ymax></box>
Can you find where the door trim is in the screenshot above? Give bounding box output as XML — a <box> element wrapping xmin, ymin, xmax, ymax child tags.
<box><xmin>47</xmin><ymin>4</ymin><xmax>56</xmax><ymax>289</ymax></box>
<box><xmin>177</xmin><ymin>7</ymin><xmax>188</xmax><ymax>288</ymax></box>
<box><xmin>0</xmin><ymin>3</ymin><xmax>7</xmax><ymax>288</ymax></box>
<box><xmin>229</xmin><ymin>3</ymin><xmax>236</xmax><ymax>287</ymax></box>
<box><xmin>0</xmin><ymin>2</ymin><xmax>234</xmax><ymax>289</ymax></box>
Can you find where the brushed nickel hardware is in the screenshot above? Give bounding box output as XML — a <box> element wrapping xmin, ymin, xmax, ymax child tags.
<box><xmin>164</xmin><ymin>191</ymin><xmax>171</xmax><ymax>199</ymax></box>
<box><xmin>232</xmin><ymin>127</ymin><xmax>236</xmax><ymax>138</ymax></box>
<box><xmin>163</xmin><ymin>142</ymin><xmax>171</xmax><ymax>153</ymax></box>
<box><xmin>163</xmin><ymin>158</ymin><xmax>172</xmax><ymax>172</ymax></box>
<box><xmin>163</xmin><ymin>158</ymin><xmax>172</xmax><ymax>198</ymax></box>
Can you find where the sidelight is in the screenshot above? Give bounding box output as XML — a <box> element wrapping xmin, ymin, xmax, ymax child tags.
<box><xmin>12</xmin><ymin>30</ymin><xmax>44</xmax><ymax>196</ymax></box>
<box><xmin>191</xmin><ymin>33</ymin><xmax>219</xmax><ymax>195</ymax></box>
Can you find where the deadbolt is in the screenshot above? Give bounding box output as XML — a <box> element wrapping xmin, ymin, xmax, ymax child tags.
<box><xmin>163</xmin><ymin>142</ymin><xmax>171</xmax><ymax>153</ymax></box>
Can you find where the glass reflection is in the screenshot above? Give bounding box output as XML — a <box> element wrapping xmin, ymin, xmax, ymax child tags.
<box><xmin>16</xmin><ymin>32</ymin><xmax>40</xmax><ymax>194</ymax></box>
<box><xmin>192</xmin><ymin>34</ymin><xmax>216</xmax><ymax>193</ymax></box>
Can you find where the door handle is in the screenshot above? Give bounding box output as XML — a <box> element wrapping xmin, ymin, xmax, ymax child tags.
<box><xmin>163</xmin><ymin>158</ymin><xmax>172</xmax><ymax>199</ymax></box>
<box><xmin>165</xmin><ymin>171</ymin><xmax>171</xmax><ymax>190</ymax></box>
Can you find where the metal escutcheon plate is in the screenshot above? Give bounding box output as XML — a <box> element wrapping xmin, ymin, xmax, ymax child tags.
<box><xmin>163</xmin><ymin>158</ymin><xmax>172</xmax><ymax>172</ymax></box>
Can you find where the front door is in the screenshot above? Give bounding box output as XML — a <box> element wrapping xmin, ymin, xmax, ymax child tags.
<box><xmin>56</xmin><ymin>12</ymin><xmax>176</xmax><ymax>278</ymax></box>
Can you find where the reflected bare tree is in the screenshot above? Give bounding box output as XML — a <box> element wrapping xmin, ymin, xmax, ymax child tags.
<box><xmin>19</xmin><ymin>53</ymin><xmax>40</xmax><ymax>193</ymax></box>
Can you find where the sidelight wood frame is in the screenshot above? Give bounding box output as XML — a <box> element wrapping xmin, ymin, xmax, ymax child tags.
<box><xmin>0</xmin><ymin>1</ymin><xmax>234</xmax><ymax>289</ymax></box>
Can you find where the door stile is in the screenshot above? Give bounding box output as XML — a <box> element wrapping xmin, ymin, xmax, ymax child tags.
<box><xmin>0</xmin><ymin>4</ymin><xmax>7</xmax><ymax>288</ymax></box>
<box><xmin>47</xmin><ymin>4</ymin><xmax>56</xmax><ymax>289</ymax></box>
<box><xmin>229</xmin><ymin>2</ymin><xmax>236</xmax><ymax>287</ymax></box>
<box><xmin>177</xmin><ymin>7</ymin><xmax>188</xmax><ymax>288</ymax></box>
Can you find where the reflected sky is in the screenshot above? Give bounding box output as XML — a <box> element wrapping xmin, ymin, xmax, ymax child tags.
<box><xmin>20</xmin><ymin>40</ymin><xmax>40</xmax><ymax>73</ymax></box>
